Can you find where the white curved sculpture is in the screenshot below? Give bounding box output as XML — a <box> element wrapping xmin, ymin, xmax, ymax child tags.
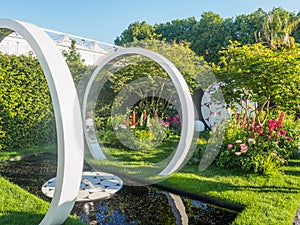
<box><xmin>82</xmin><ymin>48</ymin><xmax>195</xmax><ymax>176</ymax></box>
<box><xmin>0</xmin><ymin>19</ymin><xmax>84</xmax><ymax>225</ymax></box>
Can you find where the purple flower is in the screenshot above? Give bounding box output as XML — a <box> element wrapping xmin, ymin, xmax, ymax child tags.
<box><xmin>227</xmin><ymin>144</ymin><xmax>233</xmax><ymax>149</ymax></box>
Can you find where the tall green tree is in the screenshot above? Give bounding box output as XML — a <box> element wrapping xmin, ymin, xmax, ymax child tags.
<box><xmin>62</xmin><ymin>39</ymin><xmax>88</xmax><ymax>84</ymax></box>
<box><xmin>190</xmin><ymin>12</ymin><xmax>229</xmax><ymax>63</ymax></box>
<box><xmin>114</xmin><ymin>21</ymin><xmax>157</xmax><ymax>46</ymax></box>
<box><xmin>233</xmin><ymin>8</ymin><xmax>266</xmax><ymax>44</ymax></box>
<box><xmin>154</xmin><ymin>17</ymin><xmax>197</xmax><ymax>43</ymax></box>
<box><xmin>291</xmin><ymin>12</ymin><xmax>300</xmax><ymax>42</ymax></box>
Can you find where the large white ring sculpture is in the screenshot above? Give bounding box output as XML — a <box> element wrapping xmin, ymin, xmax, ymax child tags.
<box><xmin>83</xmin><ymin>48</ymin><xmax>194</xmax><ymax>176</ymax></box>
<box><xmin>0</xmin><ymin>19</ymin><xmax>84</xmax><ymax>224</ymax></box>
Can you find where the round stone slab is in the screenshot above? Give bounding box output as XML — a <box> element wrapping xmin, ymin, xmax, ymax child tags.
<box><xmin>42</xmin><ymin>171</ymin><xmax>123</xmax><ymax>202</ymax></box>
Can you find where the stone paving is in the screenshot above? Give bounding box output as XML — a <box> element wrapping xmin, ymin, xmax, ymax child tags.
<box><xmin>42</xmin><ymin>171</ymin><xmax>123</xmax><ymax>202</ymax></box>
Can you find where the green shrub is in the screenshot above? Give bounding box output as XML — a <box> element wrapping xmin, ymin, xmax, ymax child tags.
<box><xmin>0</xmin><ymin>53</ymin><xmax>55</xmax><ymax>150</ymax></box>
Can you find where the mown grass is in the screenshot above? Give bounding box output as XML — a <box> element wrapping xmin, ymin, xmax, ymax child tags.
<box><xmin>0</xmin><ymin>142</ymin><xmax>300</xmax><ymax>224</ymax></box>
<box><xmin>0</xmin><ymin>144</ymin><xmax>56</xmax><ymax>161</ymax></box>
<box><xmin>162</xmin><ymin>160</ymin><xmax>300</xmax><ymax>225</ymax></box>
<box><xmin>0</xmin><ymin>176</ymin><xmax>85</xmax><ymax>225</ymax></box>
<box><xmin>0</xmin><ymin>144</ymin><xmax>85</xmax><ymax>225</ymax></box>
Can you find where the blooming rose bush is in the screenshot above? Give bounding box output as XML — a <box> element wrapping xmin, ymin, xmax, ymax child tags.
<box><xmin>217</xmin><ymin>111</ymin><xmax>299</xmax><ymax>174</ymax></box>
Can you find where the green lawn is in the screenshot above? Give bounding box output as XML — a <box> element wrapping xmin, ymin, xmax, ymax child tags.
<box><xmin>0</xmin><ymin>177</ymin><xmax>84</xmax><ymax>225</ymax></box>
<box><xmin>163</xmin><ymin>161</ymin><xmax>300</xmax><ymax>225</ymax></box>
<box><xmin>0</xmin><ymin>144</ymin><xmax>85</xmax><ymax>225</ymax></box>
<box><xmin>0</xmin><ymin>143</ymin><xmax>300</xmax><ymax>224</ymax></box>
<box><xmin>0</xmin><ymin>144</ymin><xmax>56</xmax><ymax>161</ymax></box>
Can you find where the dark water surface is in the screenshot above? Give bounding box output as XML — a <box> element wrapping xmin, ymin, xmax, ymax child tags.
<box><xmin>0</xmin><ymin>153</ymin><xmax>240</xmax><ymax>225</ymax></box>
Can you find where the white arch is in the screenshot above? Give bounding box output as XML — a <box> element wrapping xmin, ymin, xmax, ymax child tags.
<box><xmin>83</xmin><ymin>47</ymin><xmax>194</xmax><ymax>176</ymax></box>
<box><xmin>0</xmin><ymin>19</ymin><xmax>84</xmax><ymax>224</ymax></box>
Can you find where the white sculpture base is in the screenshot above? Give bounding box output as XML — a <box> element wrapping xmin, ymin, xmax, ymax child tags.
<box><xmin>42</xmin><ymin>171</ymin><xmax>123</xmax><ymax>202</ymax></box>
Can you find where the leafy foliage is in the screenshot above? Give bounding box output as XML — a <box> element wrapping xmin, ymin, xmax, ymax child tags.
<box><xmin>189</xmin><ymin>12</ymin><xmax>231</xmax><ymax>63</ymax></box>
<box><xmin>155</xmin><ymin>17</ymin><xmax>197</xmax><ymax>43</ymax></box>
<box><xmin>0</xmin><ymin>53</ymin><xmax>55</xmax><ymax>150</ymax></box>
<box><xmin>233</xmin><ymin>8</ymin><xmax>266</xmax><ymax>44</ymax></box>
<box><xmin>62</xmin><ymin>39</ymin><xmax>89</xmax><ymax>84</ymax></box>
<box><xmin>115</xmin><ymin>8</ymin><xmax>300</xmax><ymax>63</ymax></box>
<box><xmin>215</xmin><ymin>41</ymin><xmax>300</xmax><ymax>123</ymax></box>
<box><xmin>95</xmin><ymin>40</ymin><xmax>205</xmax><ymax>130</ymax></box>
<box><xmin>115</xmin><ymin>21</ymin><xmax>157</xmax><ymax>46</ymax></box>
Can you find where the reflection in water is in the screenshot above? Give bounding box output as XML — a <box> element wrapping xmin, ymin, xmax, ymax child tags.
<box><xmin>73</xmin><ymin>185</ymin><xmax>238</xmax><ymax>225</ymax></box>
<box><xmin>0</xmin><ymin>153</ymin><xmax>239</xmax><ymax>224</ymax></box>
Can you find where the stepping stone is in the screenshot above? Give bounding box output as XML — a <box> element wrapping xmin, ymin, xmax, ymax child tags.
<box><xmin>41</xmin><ymin>171</ymin><xmax>123</xmax><ymax>202</ymax></box>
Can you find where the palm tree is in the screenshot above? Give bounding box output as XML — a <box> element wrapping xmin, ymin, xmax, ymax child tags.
<box><xmin>257</xmin><ymin>8</ymin><xmax>300</xmax><ymax>48</ymax></box>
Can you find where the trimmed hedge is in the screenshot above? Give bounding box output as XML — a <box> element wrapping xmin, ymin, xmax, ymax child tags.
<box><xmin>0</xmin><ymin>53</ymin><xmax>55</xmax><ymax>151</ymax></box>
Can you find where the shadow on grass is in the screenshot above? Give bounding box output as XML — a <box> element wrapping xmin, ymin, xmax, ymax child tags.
<box><xmin>0</xmin><ymin>211</ymin><xmax>84</xmax><ymax>225</ymax></box>
<box><xmin>0</xmin><ymin>211</ymin><xmax>44</xmax><ymax>225</ymax></box>
<box><xmin>284</xmin><ymin>159</ymin><xmax>300</xmax><ymax>176</ymax></box>
<box><xmin>233</xmin><ymin>185</ymin><xmax>300</xmax><ymax>193</ymax></box>
<box><xmin>166</xmin><ymin>164</ymin><xmax>300</xmax><ymax>198</ymax></box>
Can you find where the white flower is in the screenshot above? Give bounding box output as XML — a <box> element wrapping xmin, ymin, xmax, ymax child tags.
<box><xmin>235</xmin><ymin>140</ymin><xmax>242</xmax><ymax>144</ymax></box>
<box><xmin>248</xmin><ymin>138</ymin><xmax>256</xmax><ymax>145</ymax></box>
<box><xmin>235</xmin><ymin>152</ymin><xmax>242</xmax><ymax>156</ymax></box>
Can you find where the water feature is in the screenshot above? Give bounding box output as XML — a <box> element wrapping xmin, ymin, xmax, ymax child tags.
<box><xmin>0</xmin><ymin>153</ymin><xmax>241</xmax><ymax>224</ymax></box>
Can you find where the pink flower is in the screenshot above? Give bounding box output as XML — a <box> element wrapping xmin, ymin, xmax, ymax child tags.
<box><xmin>268</xmin><ymin>119</ymin><xmax>277</xmax><ymax>141</ymax></box>
<box><xmin>268</xmin><ymin>119</ymin><xmax>275</xmax><ymax>125</ymax></box>
<box><xmin>280</xmin><ymin>130</ymin><xmax>287</xmax><ymax>136</ymax></box>
<box><xmin>277</xmin><ymin>112</ymin><xmax>284</xmax><ymax>128</ymax></box>
<box><xmin>165</xmin><ymin>122</ymin><xmax>170</xmax><ymax>127</ymax></box>
<box><xmin>175</xmin><ymin>114</ymin><xmax>179</xmax><ymax>118</ymax></box>
<box><xmin>173</xmin><ymin>117</ymin><xmax>178</xmax><ymax>122</ymax></box>
<box><xmin>286</xmin><ymin>137</ymin><xmax>292</xmax><ymax>141</ymax></box>
<box><xmin>166</xmin><ymin>115</ymin><xmax>171</xmax><ymax>120</ymax></box>
<box><xmin>240</xmin><ymin>144</ymin><xmax>248</xmax><ymax>152</ymax></box>
<box><xmin>159</xmin><ymin>120</ymin><xmax>165</xmax><ymax>125</ymax></box>
<box><xmin>228</xmin><ymin>144</ymin><xmax>233</xmax><ymax>149</ymax></box>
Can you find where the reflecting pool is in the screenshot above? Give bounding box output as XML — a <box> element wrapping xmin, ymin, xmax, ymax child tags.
<box><xmin>0</xmin><ymin>153</ymin><xmax>240</xmax><ymax>224</ymax></box>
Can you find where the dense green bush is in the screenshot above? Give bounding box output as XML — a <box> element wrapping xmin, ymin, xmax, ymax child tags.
<box><xmin>0</xmin><ymin>53</ymin><xmax>55</xmax><ymax>150</ymax></box>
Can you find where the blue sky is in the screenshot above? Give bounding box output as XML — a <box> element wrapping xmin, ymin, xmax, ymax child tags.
<box><xmin>0</xmin><ymin>0</ymin><xmax>299</xmax><ymax>44</ymax></box>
